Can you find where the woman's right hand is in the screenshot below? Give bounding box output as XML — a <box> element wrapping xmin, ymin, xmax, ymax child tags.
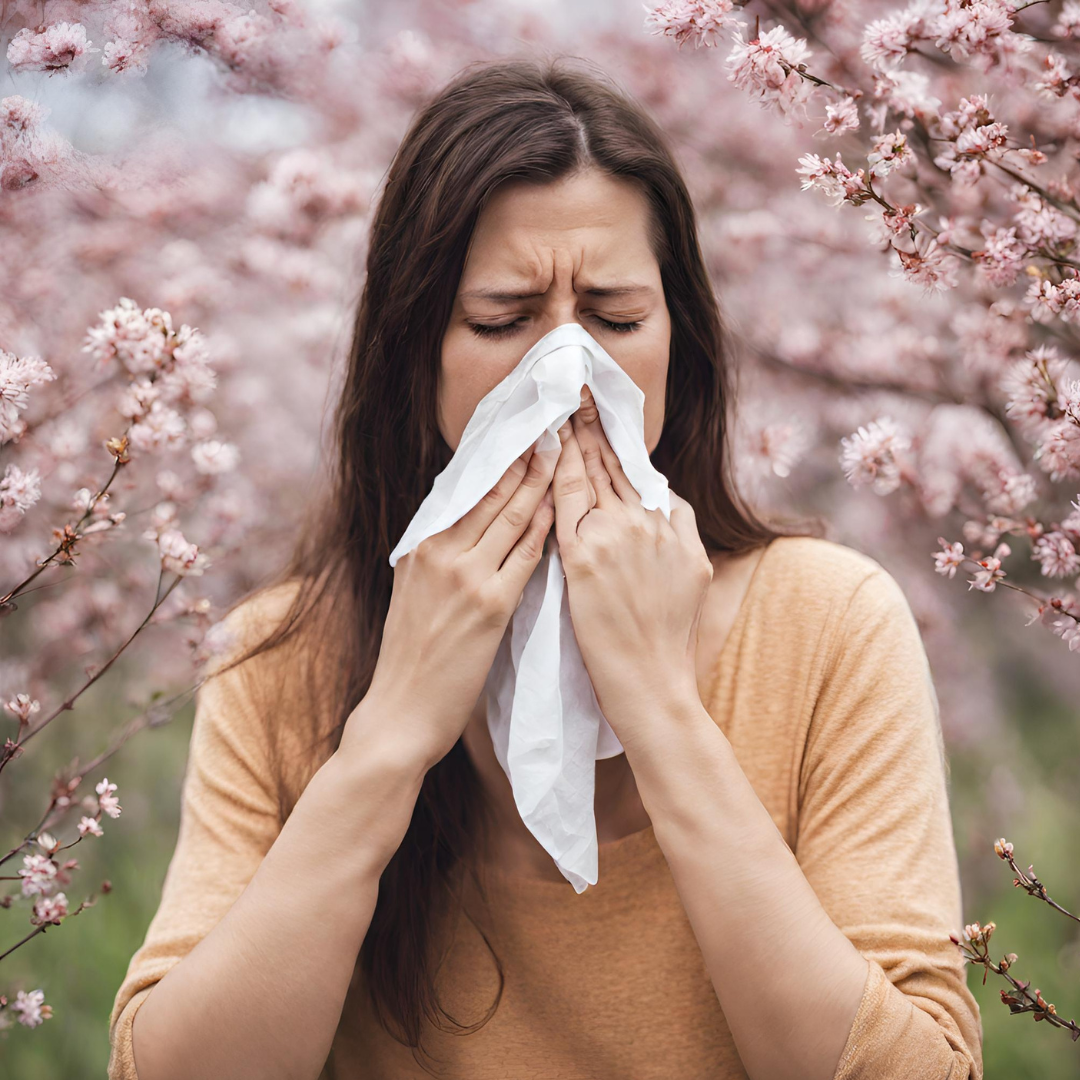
<box><xmin>339</xmin><ymin>438</ymin><xmax>561</xmax><ymax>771</ymax></box>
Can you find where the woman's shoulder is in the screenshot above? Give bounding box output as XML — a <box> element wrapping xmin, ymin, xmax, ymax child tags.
<box><xmin>762</xmin><ymin>534</ymin><xmax>896</xmax><ymax>608</ymax></box>
<box><xmin>204</xmin><ymin>578</ymin><xmax>307</xmax><ymax>673</ymax></box>
<box><xmin>751</xmin><ymin>534</ymin><xmax>919</xmax><ymax>659</ymax></box>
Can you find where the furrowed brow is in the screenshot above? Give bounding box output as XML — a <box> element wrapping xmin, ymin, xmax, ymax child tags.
<box><xmin>459</xmin><ymin>283</ymin><xmax>655</xmax><ymax>301</ymax></box>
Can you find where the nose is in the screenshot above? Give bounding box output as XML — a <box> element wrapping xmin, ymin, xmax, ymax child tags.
<box><xmin>576</xmin><ymin>384</ymin><xmax>598</xmax><ymax>424</ymax></box>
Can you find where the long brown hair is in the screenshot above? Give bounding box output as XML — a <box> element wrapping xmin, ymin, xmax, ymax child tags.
<box><xmin>206</xmin><ymin>53</ymin><xmax>814</xmax><ymax>1073</ymax></box>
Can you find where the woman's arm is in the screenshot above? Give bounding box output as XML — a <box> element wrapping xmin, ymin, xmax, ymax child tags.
<box><xmin>619</xmin><ymin>568</ymin><xmax>982</xmax><ymax>1080</ymax></box>
<box><xmin>127</xmin><ymin>707</ymin><xmax>428</xmax><ymax>1080</ymax></box>
<box><xmin>107</xmin><ymin>590</ymin><xmax>436</xmax><ymax>1080</ymax></box>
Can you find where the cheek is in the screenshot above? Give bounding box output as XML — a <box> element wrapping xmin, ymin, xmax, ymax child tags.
<box><xmin>624</xmin><ymin>336</ymin><xmax>669</xmax><ymax>454</ymax></box>
<box><xmin>438</xmin><ymin>331</ymin><xmax>515</xmax><ymax>450</ymax></box>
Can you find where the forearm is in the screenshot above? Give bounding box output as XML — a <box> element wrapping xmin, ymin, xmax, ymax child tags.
<box><xmin>621</xmin><ymin>697</ymin><xmax>869</xmax><ymax>1080</ymax></box>
<box><xmin>131</xmin><ymin>720</ymin><xmax>428</xmax><ymax>1080</ymax></box>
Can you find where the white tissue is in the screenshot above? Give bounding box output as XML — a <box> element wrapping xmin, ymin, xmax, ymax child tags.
<box><xmin>388</xmin><ymin>321</ymin><xmax>671</xmax><ymax>892</ymax></box>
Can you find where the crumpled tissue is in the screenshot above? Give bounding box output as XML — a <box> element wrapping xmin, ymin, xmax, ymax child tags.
<box><xmin>388</xmin><ymin>321</ymin><xmax>671</xmax><ymax>892</ymax></box>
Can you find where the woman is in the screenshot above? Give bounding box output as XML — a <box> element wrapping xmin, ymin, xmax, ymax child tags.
<box><xmin>108</xmin><ymin>57</ymin><xmax>982</xmax><ymax>1080</ymax></box>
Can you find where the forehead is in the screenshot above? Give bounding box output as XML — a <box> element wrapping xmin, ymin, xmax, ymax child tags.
<box><xmin>460</xmin><ymin>171</ymin><xmax>659</xmax><ymax>290</ymax></box>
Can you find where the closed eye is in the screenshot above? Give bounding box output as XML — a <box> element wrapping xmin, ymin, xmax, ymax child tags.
<box><xmin>468</xmin><ymin>316</ymin><xmax>644</xmax><ymax>339</ymax></box>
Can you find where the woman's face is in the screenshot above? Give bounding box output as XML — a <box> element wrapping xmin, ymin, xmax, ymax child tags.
<box><xmin>439</xmin><ymin>169</ymin><xmax>672</xmax><ymax>453</ymax></box>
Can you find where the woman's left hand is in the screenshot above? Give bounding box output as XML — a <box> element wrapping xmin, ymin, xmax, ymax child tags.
<box><xmin>551</xmin><ymin>386</ymin><xmax>714</xmax><ymax>747</ymax></box>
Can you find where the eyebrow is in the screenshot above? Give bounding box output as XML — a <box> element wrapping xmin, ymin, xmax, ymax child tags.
<box><xmin>459</xmin><ymin>283</ymin><xmax>656</xmax><ymax>301</ymax></box>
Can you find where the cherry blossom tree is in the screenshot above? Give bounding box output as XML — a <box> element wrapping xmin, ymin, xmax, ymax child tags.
<box><xmin>0</xmin><ymin>0</ymin><xmax>1076</xmax><ymax>1055</ymax></box>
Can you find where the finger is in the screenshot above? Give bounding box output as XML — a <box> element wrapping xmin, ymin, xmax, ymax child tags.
<box><xmin>469</xmin><ymin>440</ymin><xmax>560</xmax><ymax>567</ymax></box>
<box><xmin>667</xmin><ymin>490</ymin><xmax>702</xmax><ymax>547</ymax></box>
<box><xmin>466</xmin><ymin>439</ymin><xmax>558</xmax><ymax>561</ymax></box>
<box><xmin>494</xmin><ymin>485</ymin><xmax>555</xmax><ymax>590</ymax></box>
<box><xmin>576</xmin><ymin>387</ymin><xmax>643</xmax><ymax>507</ymax></box>
<box><xmin>446</xmin><ymin>440</ymin><xmax>542</xmax><ymax>550</ymax></box>
<box><xmin>552</xmin><ymin>419</ymin><xmax>592</xmax><ymax>547</ymax></box>
<box><xmin>570</xmin><ymin>387</ymin><xmax>620</xmax><ymax>512</ymax></box>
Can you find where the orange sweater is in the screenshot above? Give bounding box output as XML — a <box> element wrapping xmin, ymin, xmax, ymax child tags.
<box><xmin>108</xmin><ymin>535</ymin><xmax>983</xmax><ymax>1079</ymax></box>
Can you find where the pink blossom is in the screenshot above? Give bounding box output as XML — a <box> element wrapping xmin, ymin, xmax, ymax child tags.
<box><xmin>246</xmin><ymin>148</ymin><xmax>369</xmax><ymax>240</ymax></box>
<box><xmin>0</xmin><ymin>95</ymin><xmax>50</xmax><ymax>133</ymax></box>
<box><xmin>932</xmin><ymin>0</ymin><xmax>1025</xmax><ymax>72</ymax></box>
<box><xmin>726</xmin><ymin>25</ymin><xmax>814</xmax><ymax>122</ymax></box>
<box><xmin>191</xmin><ymin>439</ymin><xmax>240</xmax><ymax>475</ymax></box>
<box><xmin>95</xmin><ymin>777</ymin><xmax>122</xmax><ymax>819</ymax></box>
<box><xmin>1033</xmin><ymin>53</ymin><xmax>1076</xmax><ymax>99</ymax></box>
<box><xmin>934</xmin><ymin>538</ymin><xmax>967</xmax><ymax>578</ymax></box>
<box><xmin>1065</xmin><ymin>494</ymin><xmax>1080</xmax><ymax>528</ymax></box>
<box><xmin>870</xmin><ymin>69</ymin><xmax>942</xmax><ymax>121</ymax></box>
<box><xmin>1000</xmin><ymin>344</ymin><xmax>1073</xmax><ymax>436</ymax></box>
<box><xmin>796</xmin><ymin>152</ymin><xmax>871</xmax><ymax>206</ymax></box>
<box><xmin>985</xmin><ymin>471</ymin><xmax>1037</xmax><ymax>516</ymax></box>
<box><xmin>129</xmin><ymin>400</ymin><xmax>187</xmax><ymax>453</ymax></box>
<box><xmin>955</xmin><ymin>121</ymin><xmax>1008</xmax><ymax>157</ymax></box>
<box><xmin>6</xmin><ymin>22</ymin><xmax>96</xmax><ymax>74</ymax></box>
<box><xmin>102</xmin><ymin>36</ymin><xmax>150</xmax><ymax>76</ymax></box>
<box><xmin>840</xmin><ymin>416</ymin><xmax>912</xmax><ymax>495</ymax></box>
<box><xmin>0</xmin><ymin>349</ymin><xmax>57</xmax><ymax>445</ymax></box>
<box><xmin>4</xmin><ymin>693</ymin><xmax>40</xmax><ymax>724</ymax></box>
<box><xmin>153</xmin><ymin>529</ymin><xmax>210</xmax><ymax>577</ymax></box>
<box><xmin>973</xmin><ymin>224</ymin><xmax>1027</xmax><ymax>287</ymax></box>
<box><xmin>968</xmin><ymin>541</ymin><xmax>1011</xmax><ymax>592</ymax></box>
<box><xmin>0</xmin><ymin>463</ymin><xmax>42</xmax><ymax>532</ymax></box>
<box><xmin>18</xmin><ymin>853</ymin><xmax>56</xmax><ymax>897</ymax></box>
<box><xmin>1054</xmin><ymin>0</ymin><xmax>1080</xmax><ymax>38</ymax></box>
<box><xmin>644</xmin><ymin>0</ymin><xmax>745</xmax><ymax>49</ymax></box>
<box><xmin>1012</xmin><ymin>189</ymin><xmax>1077</xmax><ymax>249</ymax></box>
<box><xmin>822</xmin><ymin>95</ymin><xmax>860</xmax><ymax>135</ymax></box>
<box><xmin>81</xmin><ymin>297</ymin><xmax>173</xmax><ymax>374</ymax></box>
<box><xmin>937</xmin><ymin>93</ymin><xmax>994</xmax><ymax>139</ymax></box>
<box><xmin>861</xmin><ymin>7</ymin><xmax>927</xmax><ymax>69</ymax></box>
<box><xmin>740</xmin><ymin>418</ymin><xmax>811</xmax><ymax>480</ymax></box>
<box><xmin>867</xmin><ymin>130</ymin><xmax>914</xmax><ymax>178</ymax></box>
<box><xmin>117</xmin><ymin>377</ymin><xmax>161</xmax><ymax>420</ymax></box>
<box><xmin>1025</xmin><ymin>277</ymin><xmax>1080</xmax><ymax>324</ymax></box>
<box><xmin>1049</xmin><ymin>617</ymin><xmax>1080</xmax><ymax>648</ymax></box>
<box><xmin>892</xmin><ymin>237</ymin><xmax>961</xmax><ymax>293</ymax></box>
<box><xmin>10</xmin><ymin>989</ymin><xmax>51</xmax><ymax>1028</ymax></box>
<box><xmin>1033</xmin><ymin>419</ymin><xmax>1080</xmax><ymax>482</ymax></box>
<box><xmin>77</xmin><ymin>815</ymin><xmax>104</xmax><ymax>837</ymax></box>
<box><xmin>1032</xmin><ymin>531</ymin><xmax>1080</xmax><ymax>577</ymax></box>
<box><xmin>31</xmin><ymin>891</ymin><xmax>68</xmax><ymax>926</ymax></box>
<box><xmin>100</xmin><ymin>11</ymin><xmax>155</xmax><ymax>76</ymax></box>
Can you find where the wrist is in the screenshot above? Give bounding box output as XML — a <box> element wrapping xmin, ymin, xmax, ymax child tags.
<box><xmin>337</xmin><ymin>691</ymin><xmax>445</xmax><ymax>781</ymax></box>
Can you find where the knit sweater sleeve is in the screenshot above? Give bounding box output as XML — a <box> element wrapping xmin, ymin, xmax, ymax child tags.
<box><xmin>794</xmin><ymin>565</ymin><xmax>983</xmax><ymax>1080</ymax></box>
<box><xmin>106</xmin><ymin>598</ymin><xmax>287</xmax><ymax>1080</ymax></box>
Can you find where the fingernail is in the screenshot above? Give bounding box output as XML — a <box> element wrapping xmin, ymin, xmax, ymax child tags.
<box><xmin>580</xmin><ymin>386</ymin><xmax>588</xmax><ymax>404</ymax></box>
<box><xmin>558</xmin><ymin>421</ymin><xmax>571</xmax><ymax>441</ymax></box>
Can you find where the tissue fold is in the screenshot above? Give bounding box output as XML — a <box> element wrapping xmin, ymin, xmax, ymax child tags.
<box><xmin>388</xmin><ymin>321</ymin><xmax>671</xmax><ymax>892</ymax></box>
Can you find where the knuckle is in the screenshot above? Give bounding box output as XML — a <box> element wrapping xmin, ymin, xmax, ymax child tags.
<box><xmin>516</xmin><ymin>529</ymin><xmax>544</xmax><ymax>562</ymax></box>
<box><xmin>499</xmin><ymin>501</ymin><xmax>528</xmax><ymax>530</ymax></box>
<box><xmin>413</xmin><ymin>535</ymin><xmax>441</xmax><ymax>565</ymax></box>
<box><xmin>447</xmin><ymin>558</ymin><xmax>475</xmax><ymax>592</ymax></box>
<box><xmin>555</xmin><ymin>473</ymin><xmax>589</xmax><ymax>498</ymax></box>
<box><xmin>475</xmin><ymin>582</ymin><xmax>507</xmax><ymax>623</ymax></box>
<box><xmin>524</xmin><ymin>452</ymin><xmax>551</xmax><ymax>481</ymax></box>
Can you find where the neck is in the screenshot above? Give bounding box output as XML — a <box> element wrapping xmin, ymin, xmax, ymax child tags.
<box><xmin>460</xmin><ymin>698</ymin><xmax>649</xmax><ymax>873</ymax></box>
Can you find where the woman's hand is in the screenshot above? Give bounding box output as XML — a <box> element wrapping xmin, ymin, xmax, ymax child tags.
<box><xmin>551</xmin><ymin>386</ymin><xmax>714</xmax><ymax>747</ymax></box>
<box><xmin>340</xmin><ymin>440</ymin><xmax>559</xmax><ymax>772</ymax></box>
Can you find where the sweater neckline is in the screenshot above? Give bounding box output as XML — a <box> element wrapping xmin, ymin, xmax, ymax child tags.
<box><xmin>476</xmin><ymin>537</ymin><xmax>779</xmax><ymax>891</ymax></box>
